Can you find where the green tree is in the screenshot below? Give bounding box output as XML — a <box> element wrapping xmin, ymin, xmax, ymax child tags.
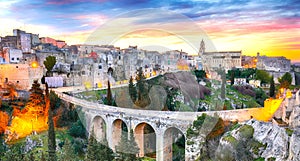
<box><xmin>49</xmin><ymin>91</ymin><xmax>61</xmax><ymax>109</ymax></box>
<box><xmin>46</xmin><ymin>83</ymin><xmax>57</xmax><ymax>161</ymax></box>
<box><xmin>278</xmin><ymin>72</ymin><xmax>293</xmax><ymax>89</ymax></box>
<box><xmin>221</xmin><ymin>70</ymin><xmax>226</xmax><ymax>100</ymax></box>
<box><xmin>85</xmin><ymin>129</ymin><xmax>114</xmax><ymax>161</ymax></box>
<box><xmin>58</xmin><ymin>139</ymin><xmax>79</xmax><ymax>161</ymax></box>
<box><xmin>85</xmin><ymin>131</ymin><xmax>99</xmax><ymax>161</ymax></box>
<box><xmin>115</xmin><ymin>129</ymin><xmax>140</xmax><ymax>161</ymax></box>
<box><xmin>106</xmin><ymin>80</ymin><xmax>112</xmax><ymax>106</ymax></box>
<box><xmin>240</xmin><ymin>68</ymin><xmax>256</xmax><ymax>81</ymax></box>
<box><xmin>194</xmin><ymin>70</ymin><xmax>206</xmax><ymax>81</ymax></box>
<box><xmin>68</xmin><ymin>120</ymin><xmax>86</xmax><ymax>138</ymax></box>
<box><xmin>136</xmin><ymin>67</ymin><xmax>146</xmax><ymax>101</ymax></box>
<box><xmin>44</xmin><ymin>56</ymin><xmax>57</xmax><ymax>76</ymax></box>
<box><xmin>255</xmin><ymin>70</ymin><xmax>271</xmax><ymax>84</ymax></box>
<box><xmin>0</xmin><ymin>134</ymin><xmax>6</xmax><ymax>157</ymax></box>
<box><xmin>1</xmin><ymin>143</ymin><xmax>24</xmax><ymax>161</ymax></box>
<box><xmin>99</xmin><ymin>139</ymin><xmax>114</xmax><ymax>161</ymax></box>
<box><xmin>269</xmin><ymin>76</ymin><xmax>275</xmax><ymax>98</ymax></box>
<box><xmin>230</xmin><ymin>70</ymin><xmax>235</xmax><ymax>86</ymax></box>
<box><xmin>24</xmin><ymin>152</ymin><xmax>35</xmax><ymax>161</ymax></box>
<box><xmin>129</xmin><ymin>76</ymin><xmax>137</xmax><ymax>102</ymax></box>
<box><xmin>135</xmin><ymin>67</ymin><xmax>149</xmax><ymax>107</ymax></box>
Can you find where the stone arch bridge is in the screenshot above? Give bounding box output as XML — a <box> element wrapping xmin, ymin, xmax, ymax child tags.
<box><xmin>54</xmin><ymin>89</ymin><xmax>292</xmax><ymax>161</ymax></box>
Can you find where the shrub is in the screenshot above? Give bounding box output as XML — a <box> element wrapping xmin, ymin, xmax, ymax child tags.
<box><xmin>68</xmin><ymin>120</ymin><xmax>86</xmax><ymax>138</ymax></box>
<box><xmin>233</xmin><ymin>85</ymin><xmax>256</xmax><ymax>97</ymax></box>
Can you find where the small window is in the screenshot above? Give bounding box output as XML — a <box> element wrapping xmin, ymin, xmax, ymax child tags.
<box><xmin>17</xmin><ymin>81</ymin><xmax>19</xmax><ymax>83</ymax></box>
<box><xmin>16</xmin><ymin>66</ymin><xmax>18</xmax><ymax>68</ymax></box>
<box><xmin>11</xmin><ymin>58</ymin><xmax>14</xmax><ymax>61</ymax></box>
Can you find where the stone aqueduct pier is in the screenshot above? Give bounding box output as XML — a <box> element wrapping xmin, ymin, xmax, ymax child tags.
<box><xmin>54</xmin><ymin>88</ymin><xmax>292</xmax><ymax>161</ymax></box>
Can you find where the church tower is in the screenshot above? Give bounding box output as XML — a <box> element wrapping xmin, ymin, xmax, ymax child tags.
<box><xmin>198</xmin><ymin>39</ymin><xmax>205</xmax><ymax>56</ymax></box>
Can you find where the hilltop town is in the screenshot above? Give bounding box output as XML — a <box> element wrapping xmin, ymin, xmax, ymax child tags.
<box><xmin>1</xmin><ymin>29</ymin><xmax>299</xmax><ymax>92</ymax></box>
<box><xmin>1</xmin><ymin>29</ymin><xmax>300</xmax><ymax>161</ymax></box>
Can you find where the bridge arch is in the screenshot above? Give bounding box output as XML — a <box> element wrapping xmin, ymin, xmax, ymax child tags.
<box><xmin>90</xmin><ymin>115</ymin><xmax>107</xmax><ymax>142</ymax></box>
<box><xmin>163</xmin><ymin>127</ymin><xmax>186</xmax><ymax>161</ymax></box>
<box><xmin>134</xmin><ymin>122</ymin><xmax>157</xmax><ymax>158</ymax></box>
<box><xmin>112</xmin><ymin>119</ymin><xmax>129</xmax><ymax>151</ymax></box>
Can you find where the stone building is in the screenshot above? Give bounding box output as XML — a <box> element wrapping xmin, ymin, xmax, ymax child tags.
<box><xmin>31</xmin><ymin>34</ymin><xmax>40</xmax><ymax>45</ymax></box>
<box><xmin>0</xmin><ymin>36</ymin><xmax>17</xmax><ymax>50</ymax></box>
<box><xmin>164</xmin><ymin>50</ymin><xmax>182</xmax><ymax>71</ymax></box>
<box><xmin>202</xmin><ymin>51</ymin><xmax>242</xmax><ymax>72</ymax></box>
<box><xmin>293</xmin><ymin>64</ymin><xmax>300</xmax><ymax>73</ymax></box>
<box><xmin>1</xmin><ymin>47</ymin><xmax>23</xmax><ymax>63</ymax></box>
<box><xmin>0</xmin><ymin>64</ymin><xmax>43</xmax><ymax>90</ymax></box>
<box><xmin>40</xmin><ymin>37</ymin><xmax>66</xmax><ymax>48</ymax></box>
<box><xmin>199</xmin><ymin>40</ymin><xmax>241</xmax><ymax>72</ymax></box>
<box><xmin>256</xmin><ymin>53</ymin><xmax>291</xmax><ymax>72</ymax></box>
<box><xmin>13</xmin><ymin>29</ymin><xmax>32</xmax><ymax>53</ymax></box>
<box><xmin>35</xmin><ymin>43</ymin><xmax>65</xmax><ymax>66</ymax></box>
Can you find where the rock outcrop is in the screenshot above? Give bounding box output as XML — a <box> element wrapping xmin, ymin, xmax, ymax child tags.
<box><xmin>246</xmin><ymin>120</ymin><xmax>289</xmax><ymax>161</ymax></box>
<box><xmin>214</xmin><ymin>119</ymin><xmax>299</xmax><ymax>161</ymax></box>
<box><xmin>289</xmin><ymin>106</ymin><xmax>300</xmax><ymax>129</ymax></box>
<box><xmin>288</xmin><ymin>129</ymin><xmax>300</xmax><ymax>161</ymax></box>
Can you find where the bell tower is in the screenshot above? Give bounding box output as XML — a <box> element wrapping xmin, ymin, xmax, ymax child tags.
<box><xmin>199</xmin><ymin>39</ymin><xmax>205</xmax><ymax>56</ymax></box>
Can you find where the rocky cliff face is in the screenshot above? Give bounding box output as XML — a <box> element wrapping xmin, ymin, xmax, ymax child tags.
<box><xmin>288</xmin><ymin>102</ymin><xmax>300</xmax><ymax>161</ymax></box>
<box><xmin>188</xmin><ymin>114</ymin><xmax>300</xmax><ymax>161</ymax></box>
<box><xmin>246</xmin><ymin>120</ymin><xmax>289</xmax><ymax>160</ymax></box>
<box><xmin>289</xmin><ymin>105</ymin><xmax>300</xmax><ymax>129</ymax></box>
<box><xmin>215</xmin><ymin>119</ymin><xmax>300</xmax><ymax>161</ymax></box>
<box><xmin>289</xmin><ymin>130</ymin><xmax>300</xmax><ymax>161</ymax></box>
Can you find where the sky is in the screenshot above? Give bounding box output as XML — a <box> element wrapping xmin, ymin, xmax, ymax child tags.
<box><xmin>0</xmin><ymin>0</ymin><xmax>299</xmax><ymax>62</ymax></box>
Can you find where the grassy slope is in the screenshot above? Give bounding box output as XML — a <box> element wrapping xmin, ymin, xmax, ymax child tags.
<box><xmin>77</xmin><ymin>74</ymin><xmax>261</xmax><ymax>111</ymax></box>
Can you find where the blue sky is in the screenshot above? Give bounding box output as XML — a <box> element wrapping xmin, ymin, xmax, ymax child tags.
<box><xmin>0</xmin><ymin>0</ymin><xmax>300</xmax><ymax>61</ymax></box>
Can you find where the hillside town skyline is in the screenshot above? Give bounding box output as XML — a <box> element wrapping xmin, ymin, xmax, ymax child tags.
<box><xmin>1</xmin><ymin>28</ymin><xmax>299</xmax><ymax>63</ymax></box>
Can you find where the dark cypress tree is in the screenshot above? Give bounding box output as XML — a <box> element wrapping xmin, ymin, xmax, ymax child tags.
<box><xmin>46</xmin><ymin>83</ymin><xmax>56</xmax><ymax>161</ymax></box>
<box><xmin>270</xmin><ymin>76</ymin><xmax>275</xmax><ymax>98</ymax></box>
<box><xmin>106</xmin><ymin>80</ymin><xmax>112</xmax><ymax>106</ymax></box>
<box><xmin>86</xmin><ymin>129</ymin><xmax>114</xmax><ymax>161</ymax></box>
<box><xmin>98</xmin><ymin>139</ymin><xmax>114</xmax><ymax>161</ymax></box>
<box><xmin>221</xmin><ymin>70</ymin><xmax>226</xmax><ymax>100</ymax></box>
<box><xmin>230</xmin><ymin>70</ymin><xmax>235</xmax><ymax>86</ymax></box>
<box><xmin>127</xmin><ymin>129</ymin><xmax>140</xmax><ymax>160</ymax></box>
<box><xmin>59</xmin><ymin>139</ymin><xmax>79</xmax><ymax>161</ymax></box>
<box><xmin>136</xmin><ymin>67</ymin><xmax>146</xmax><ymax>101</ymax></box>
<box><xmin>115</xmin><ymin>129</ymin><xmax>140</xmax><ymax>161</ymax></box>
<box><xmin>135</xmin><ymin>67</ymin><xmax>150</xmax><ymax>107</ymax></box>
<box><xmin>129</xmin><ymin>76</ymin><xmax>137</xmax><ymax>102</ymax></box>
<box><xmin>85</xmin><ymin>131</ymin><xmax>98</xmax><ymax>161</ymax></box>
